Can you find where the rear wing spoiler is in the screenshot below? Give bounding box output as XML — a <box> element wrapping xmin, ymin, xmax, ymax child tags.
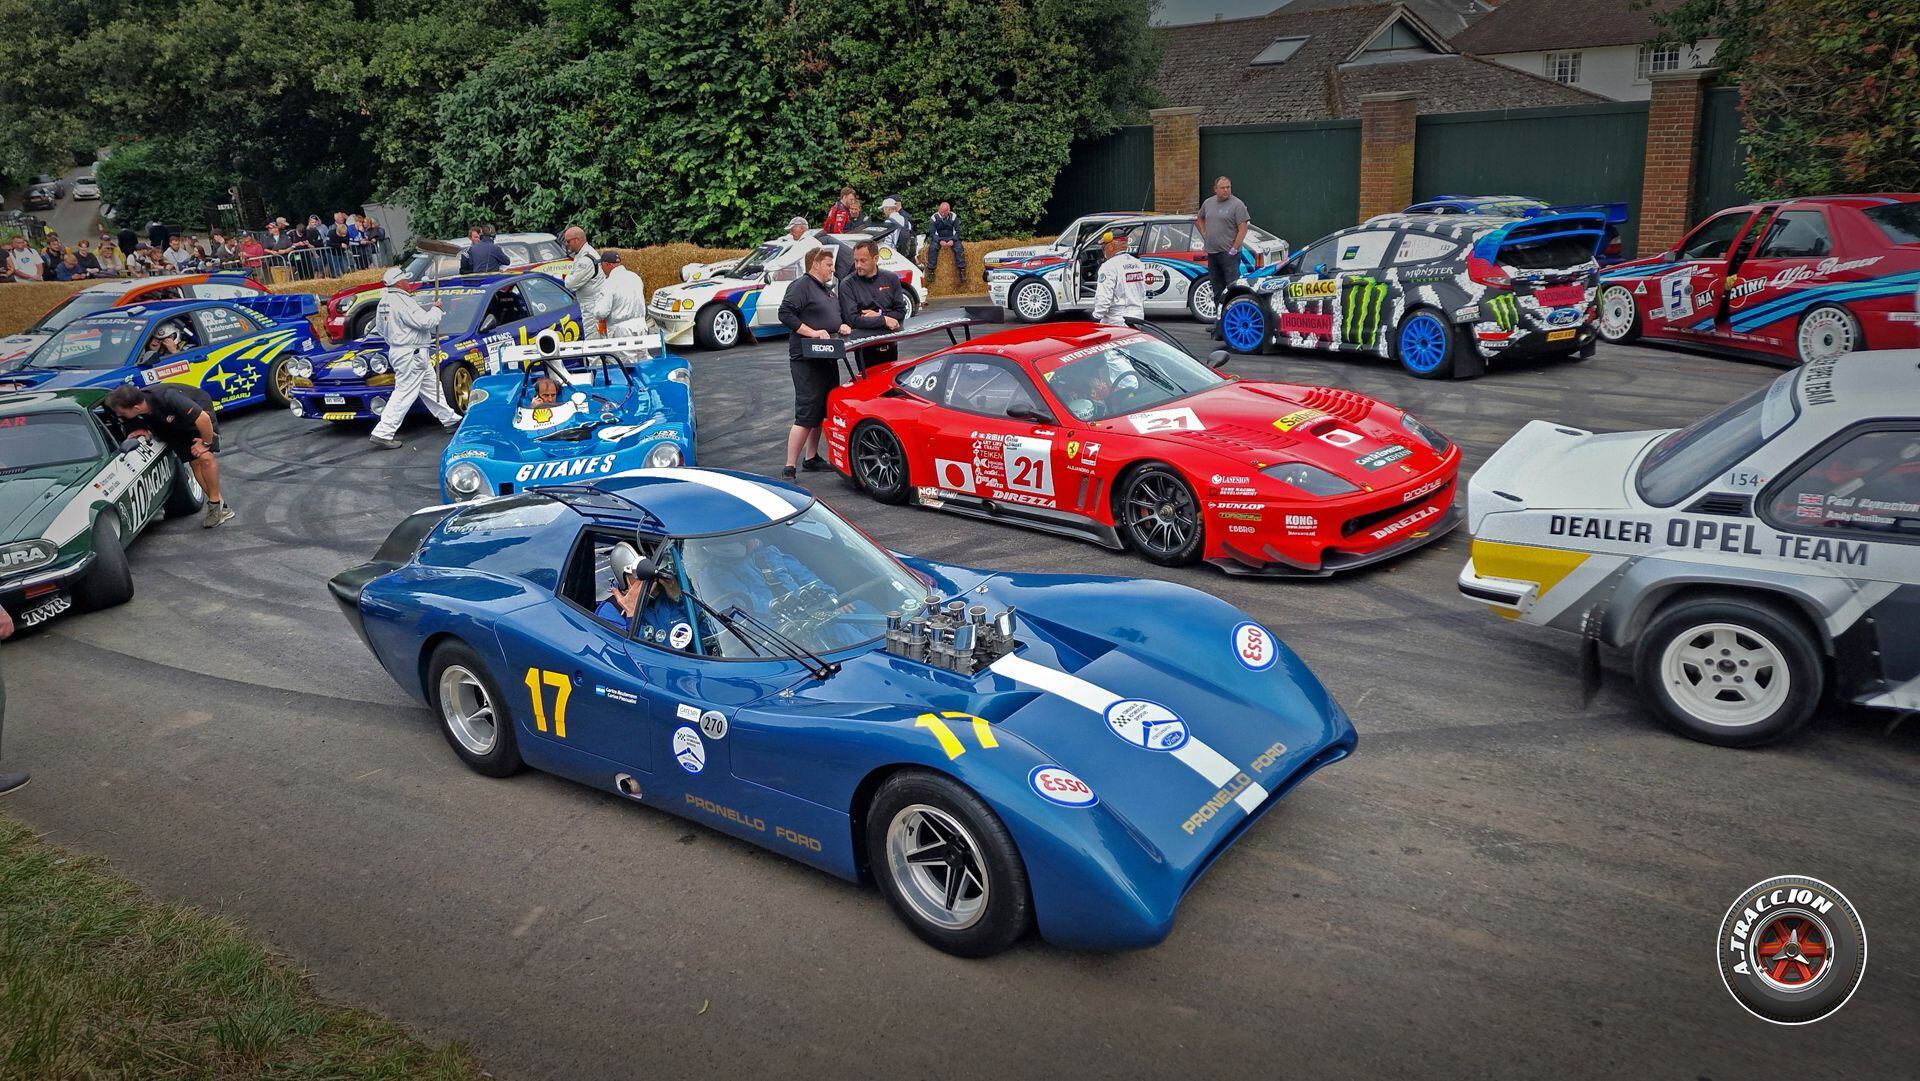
<box><xmin>235</xmin><ymin>293</ymin><xmax>318</xmax><ymax>325</ymax></box>
<box><xmin>838</xmin><ymin>306</ymin><xmax>1005</xmax><ymax>381</ymax></box>
<box><xmin>1474</xmin><ymin>210</ymin><xmax>1615</xmax><ymax>263</ymax></box>
<box><xmin>495</xmin><ymin>331</ymin><xmax>668</xmax><ymax>373</ymax></box>
<box><xmin>1528</xmin><ymin>202</ymin><xmax>1629</xmax><ymax>224</ymax></box>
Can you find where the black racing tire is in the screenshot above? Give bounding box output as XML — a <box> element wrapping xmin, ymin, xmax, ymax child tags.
<box><xmin>866</xmin><ymin>769</ymin><xmax>1032</xmax><ymax>958</ymax></box>
<box><xmin>441</xmin><ymin>360</ymin><xmax>479</xmax><ymax>414</ymax></box>
<box><xmin>345</xmin><ymin>304</ymin><xmax>379</xmax><ymax>343</ymax></box>
<box><xmin>1595</xmin><ymin>283</ymin><xmax>1641</xmax><ymax>344</ymax></box>
<box><xmin>162</xmin><ymin>456</ymin><xmax>206</xmax><ymax>519</ymax></box>
<box><xmin>1007</xmin><ymin>277</ymin><xmax>1057</xmax><ymax>323</ymax></box>
<box><xmin>1795</xmin><ymin>304</ymin><xmax>1859</xmax><ymax>366</ymax></box>
<box><xmin>72</xmin><ymin>515</ymin><xmax>134</xmax><ymax>611</ymax></box>
<box><xmin>1186</xmin><ymin>277</ymin><xmax>1219</xmax><ymax>323</ymax></box>
<box><xmin>426</xmin><ymin>641</ymin><xmax>524</xmax><ymax>777</ymax></box>
<box><xmin>1115</xmin><ymin>464</ymin><xmax>1205</xmax><ymax>567</ymax></box>
<box><xmin>694</xmin><ymin>303</ymin><xmax>744</xmax><ymax>350</ymax></box>
<box><xmin>1633</xmin><ymin>595</ymin><xmax>1825</xmax><ymax>747</ymax></box>
<box><xmin>1715</xmin><ymin>875</ymin><xmax>1868</xmax><ymax>1025</ymax></box>
<box><xmin>850</xmin><ymin>422</ymin><xmax>909</xmax><ymax>504</ymax></box>
<box><xmin>1390</xmin><ymin>307</ymin><xmax>1460</xmax><ymax>380</ymax></box>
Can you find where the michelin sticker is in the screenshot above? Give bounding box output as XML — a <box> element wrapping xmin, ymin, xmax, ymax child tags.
<box><xmin>699</xmin><ymin>710</ymin><xmax>729</xmax><ymax>740</ymax></box>
<box><xmin>1104</xmin><ymin>699</ymin><xmax>1190</xmax><ymax>752</ymax></box>
<box><xmin>672</xmin><ymin>726</ymin><xmax>706</xmax><ymax>773</ymax></box>
<box><xmin>1232</xmin><ymin>621</ymin><xmax>1277</xmax><ymax>671</ymax></box>
<box><xmin>1028</xmin><ymin>765</ymin><xmax>1098</xmax><ymax>807</ymax></box>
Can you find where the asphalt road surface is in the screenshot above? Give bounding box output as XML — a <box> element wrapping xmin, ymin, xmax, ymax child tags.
<box><xmin>5</xmin><ymin>305</ymin><xmax>1915</xmax><ymax>1079</ymax></box>
<box><xmin>7</xmin><ymin>163</ymin><xmax>102</xmax><ymax>243</ymax></box>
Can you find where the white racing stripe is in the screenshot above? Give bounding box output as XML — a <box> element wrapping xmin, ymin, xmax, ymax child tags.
<box><xmin>600</xmin><ymin>467</ymin><xmax>800</xmax><ymax>522</ymax></box>
<box><xmin>989</xmin><ymin>654</ymin><xmax>1269</xmax><ymax>814</ymax></box>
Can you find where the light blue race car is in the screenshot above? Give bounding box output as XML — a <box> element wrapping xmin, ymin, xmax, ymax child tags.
<box><xmin>439</xmin><ymin>331</ymin><xmax>696</xmax><ymax>502</ymax></box>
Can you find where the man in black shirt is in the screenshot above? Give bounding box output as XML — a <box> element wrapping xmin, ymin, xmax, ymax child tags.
<box><xmin>777</xmin><ymin>247</ymin><xmax>850</xmax><ymax>479</ymax></box>
<box><xmin>840</xmin><ymin>240</ymin><xmax>907</xmax><ymax>367</ymax></box>
<box><xmin>103</xmin><ymin>383</ymin><xmax>234</xmax><ymax>527</ymax></box>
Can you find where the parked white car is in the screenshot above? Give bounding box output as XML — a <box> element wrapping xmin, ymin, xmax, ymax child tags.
<box><xmin>71</xmin><ymin>176</ymin><xmax>101</xmax><ymax>200</ymax></box>
<box><xmin>648</xmin><ymin>228</ymin><xmax>924</xmax><ymax>349</ymax></box>
<box><xmin>1460</xmin><ymin>349</ymin><xmax>1920</xmax><ymax>746</ymax></box>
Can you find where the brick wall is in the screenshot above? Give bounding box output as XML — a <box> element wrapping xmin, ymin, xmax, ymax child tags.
<box><xmin>1150</xmin><ymin>107</ymin><xmax>1204</xmax><ymax>213</ymax></box>
<box><xmin>1357</xmin><ymin>92</ymin><xmax>1418</xmax><ymax>221</ymax></box>
<box><xmin>1638</xmin><ymin>70</ymin><xmax>1716</xmax><ymax>254</ymax></box>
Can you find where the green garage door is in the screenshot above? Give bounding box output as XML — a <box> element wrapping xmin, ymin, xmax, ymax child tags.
<box><xmin>1039</xmin><ymin>126</ymin><xmax>1154</xmax><ymax>234</ymax></box>
<box><xmin>1200</xmin><ymin>120</ymin><xmax>1361</xmax><ymax>252</ymax></box>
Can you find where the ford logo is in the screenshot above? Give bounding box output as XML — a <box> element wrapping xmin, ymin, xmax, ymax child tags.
<box><xmin>1547</xmin><ymin>307</ymin><xmax>1581</xmax><ymax>327</ymax></box>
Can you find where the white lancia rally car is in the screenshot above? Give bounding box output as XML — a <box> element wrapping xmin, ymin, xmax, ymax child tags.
<box><xmin>1459</xmin><ymin>349</ymin><xmax>1920</xmax><ymax>746</ymax></box>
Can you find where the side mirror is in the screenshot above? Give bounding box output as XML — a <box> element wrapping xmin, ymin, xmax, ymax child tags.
<box><xmin>1312</xmin><ymin>262</ymin><xmax>1329</xmax><ymax>276</ymax></box>
<box><xmin>1662</xmin><ymin>250</ymin><xmax>1679</xmax><ymax>261</ymax></box>
<box><xmin>1006</xmin><ymin>405</ymin><xmax>1055</xmax><ymax>425</ymax></box>
<box><xmin>1207</xmin><ymin>349</ymin><xmax>1230</xmax><ymax>369</ymax></box>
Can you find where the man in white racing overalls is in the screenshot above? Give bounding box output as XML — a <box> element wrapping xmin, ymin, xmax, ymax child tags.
<box><xmin>1091</xmin><ymin>229</ymin><xmax>1146</xmax><ymax>325</ymax></box>
<box><xmin>370</xmin><ymin>266</ymin><xmax>462</xmax><ymax>449</ymax></box>
<box><xmin>599</xmin><ymin>250</ymin><xmax>650</xmax><ymax>337</ymax></box>
<box><xmin>562</xmin><ymin>225</ymin><xmax>605</xmax><ymax>338</ymax></box>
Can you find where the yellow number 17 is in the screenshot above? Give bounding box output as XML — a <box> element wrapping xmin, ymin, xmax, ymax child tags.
<box><xmin>525</xmin><ymin>668</ymin><xmax>572</xmax><ymax>738</ymax></box>
<box><xmin>915</xmin><ymin>712</ymin><xmax>998</xmax><ymax>760</ymax></box>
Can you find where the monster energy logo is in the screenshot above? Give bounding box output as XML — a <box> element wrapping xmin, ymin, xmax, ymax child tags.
<box><xmin>1341</xmin><ymin>277</ymin><xmax>1389</xmax><ymax>343</ymax></box>
<box><xmin>1485</xmin><ymin>293</ymin><xmax>1518</xmax><ymax>332</ymax></box>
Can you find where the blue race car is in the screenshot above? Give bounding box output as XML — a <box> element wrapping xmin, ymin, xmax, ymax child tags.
<box><xmin>439</xmin><ymin>331</ymin><xmax>696</xmax><ymax>502</ymax></box>
<box><xmin>0</xmin><ymin>296</ymin><xmax>321</xmax><ymax>410</ymax></box>
<box><xmin>286</xmin><ymin>272</ymin><xmax>584</xmax><ymax>423</ymax></box>
<box><xmin>1405</xmin><ymin>195</ymin><xmax>1631</xmax><ymax>265</ymax></box>
<box><xmin>329</xmin><ymin>469</ymin><xmax>1356</xmax><ymax>956</ymax></box>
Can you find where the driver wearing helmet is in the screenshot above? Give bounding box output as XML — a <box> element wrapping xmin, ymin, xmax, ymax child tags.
<box><xmin>596</xmin><ymin>542</ymin><xmax>648</xmax><ymax>625</ymax></box>
<box><xmin>144</xmin><ymin>322</ymin><xmax>189</xmax><ymax>361</ymax></box>
<box><xmin>599</xmin><ymin>543</ymin><xmax>700</xmax><ymax>649</ymax></box>
<box><xmin>1061</xmin><ymin>352</ymin><xmax>1141</xmax><ymax>420</ymax></box>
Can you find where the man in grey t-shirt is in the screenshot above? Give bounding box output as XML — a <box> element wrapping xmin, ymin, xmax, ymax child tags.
<box><xmin>1194</xmin><ymin>176</ymin><xmax>1249</xmax><ymax>329</ymax></box>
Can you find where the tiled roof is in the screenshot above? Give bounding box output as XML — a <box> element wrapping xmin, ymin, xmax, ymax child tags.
<box><xmin>1154</xmin><ymin>3</ymin><xmax>1603</xmax><ymax>125</ymax></box>
<box><xmin>1451</xmin><ymin>0</ymin><xmax>1686</xmax><ymax>54</ymax></box>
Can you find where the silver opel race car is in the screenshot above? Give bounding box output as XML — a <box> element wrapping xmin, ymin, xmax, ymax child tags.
<box><xmin>1458</xmin><ymin>350</ymin><xmax>1920</xmax><ymax>746</ymax></box>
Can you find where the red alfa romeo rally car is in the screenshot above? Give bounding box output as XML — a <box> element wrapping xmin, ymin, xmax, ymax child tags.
<box><xmin>825</xmin><ymin>312</ymin><xmax>1461</xmax><ymax>576</ymax></box>
<box><xmin>1596</xmin><ymin>194</ymin><xmax>1920</xmax><ymax>365</ymax></box>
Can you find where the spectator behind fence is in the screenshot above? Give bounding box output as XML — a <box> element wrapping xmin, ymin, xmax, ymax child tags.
<box><xmin>52</xmin><ymin>253</ymin><xmax>82</xmax><ymax>282</ymax></box>
<box><xmin>74</xmin><ymin>240</ymin><xmax>101</xmax><ymax>278</ymax></box>
<box><xmin>210</xmin><ymin>230</ymin><xmax>236</xmax><ymax>265</ymax></box>
<box><xmin>7</xmin><ymin>239</ymin><xmax>43</xmax><ymax>281</ymax></box>
<box><xmin>147</xmin><ymin>219</ymin><xmax>169</xmax><ymax>251</ymax></box>
<box><xmin>97</xmin><ymin>241</ymin><xmax>125</xmax><ymax>277</ymax></box>
<box><xmin>261</xmin><ymin>221</ymin><xmax>291</xmax><ymax>256</ymax></box>
<box><xmin>328</xmin><ymin>212</ymin><xmax>352</xmax><ymax>275</ymax></box>
<box><xmin>239</xmin><ymin>232</ymin><xmax>266</xmax><ymax>265</ymax></box>
<box><xmin>117</xmin><ymin>224</ymin><xmax>139</xmax><ymax>260</ymax></box>
<box><xmin>926</xmin><ymin>201</ymin><xmax>965</xmax><ymax>282</ymax></box>
<box><xmin>126</xmin><ymin>243</ymin><xmax>156</xmax><ymax>276</ymax></box>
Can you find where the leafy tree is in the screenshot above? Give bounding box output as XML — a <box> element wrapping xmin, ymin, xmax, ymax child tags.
<box><xmin>1642</xmin><ymin>0</ymin><xmax>1768</xmax><ymax>73</ymax></box>
<box><xmin>0</xmin><ymin>0</ymin><xmax>121</xmax><ymax>189</ymax></box>
<box><xmin>94</xmin><ymin>138</ymin><xmax>224</xmax><ymax>225</ymax></box>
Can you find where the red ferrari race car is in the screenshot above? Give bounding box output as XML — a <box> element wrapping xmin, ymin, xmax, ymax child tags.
<box><xmin>825</xmin><ymin>312</ymin><xmax>1462</xmax><ymax>576</ymax></box>
<box><xmin>1596</xmin><ymin>193</ymin><xmax>1920</xmax><ymax>365</ymax></box>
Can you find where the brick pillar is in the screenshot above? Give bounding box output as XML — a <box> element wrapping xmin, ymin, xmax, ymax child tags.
<box><xmin>1150</xmin><ymin>107</ymin><xmax>1203</xmax><ymax>213</ymax></box>
<box><xmin>1356</xmin><ymin>92</ymin><xmax>1419</xmax><ymax>222</ymax></box>
<box><xmin>1638</xmin><ymin>69</ymin><xmax>1718</xmax><ymax>255</ymax></box>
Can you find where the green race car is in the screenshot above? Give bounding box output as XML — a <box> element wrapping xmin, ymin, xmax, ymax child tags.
<box><xmin>0</xmin><ymin>389</ymin><xmax>205</xmax><ymax>630</ymax></box>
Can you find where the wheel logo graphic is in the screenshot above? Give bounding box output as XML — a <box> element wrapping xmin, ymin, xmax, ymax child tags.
<box><xmin>1716</xmin><ymin>875</ymin><xmax>1866</xmax><ymax>1025</ymax></box>
<box><xmin>1103</xmin><ymin>699</ymin><xmax>1189</xmax><ymax>752</ymax></box>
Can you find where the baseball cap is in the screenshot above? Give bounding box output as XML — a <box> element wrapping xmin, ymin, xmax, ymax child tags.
<box><xmin>599</xmin><ymin>250</ymin><xmax>622</xmax><ymax>264</ymax></box>
<box><xmin>788</xmin><ymin>216</ymin><xmax>808</xmax><ymax>229</ymax></box>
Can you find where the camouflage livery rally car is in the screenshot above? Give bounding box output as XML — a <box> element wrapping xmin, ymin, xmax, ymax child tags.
<box><xmin>0</xmin><ymin>389</ymin><xmax>204</xmax><ymax>631</ymax></box>
<box><xmin>1216</xmin><ymin>208</ymin><xmax>1611</xmax><ymax>379</ymax></box>
<box><xmin>1459</xmin><ymin>350</ymin><xmax>1920</xmax><ymax>747</ymax></box>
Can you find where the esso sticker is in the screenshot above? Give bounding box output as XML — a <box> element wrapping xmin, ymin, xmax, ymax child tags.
<box><xmin>1029</xmin><ymin>765</ymin><xmax>1098</xmax><ymax>807</ymax></box>
<box><xmin>1233</xmin><ymin>621</ymin><xmax>1277</xmax><ymax>671</ymax></box>
<box><xmin>1103</xmin><ymin>699</ymin><xmax>1190</xmax><ymax>752</ymax></box>
<box><xmin>672</xmin><ymin>726</ymin><xmax>705</xmax><ymax>773</ymax></box>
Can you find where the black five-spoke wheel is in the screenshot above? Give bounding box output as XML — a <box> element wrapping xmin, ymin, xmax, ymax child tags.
<box><xmin>851</xmin><ymin>423</ymin><xmax>909</xmax><ymax>504</ymax></box>
<box><xmin>1118</xmin><ymin>465</ymin><xmax>1204</xmax><ymax>566</ymax></box>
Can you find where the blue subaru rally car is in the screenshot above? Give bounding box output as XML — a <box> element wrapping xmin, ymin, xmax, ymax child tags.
<box><xmin>439</xmin><ymin>331</ymin><xmax>695</xmax><ymax>502</ymax></box>
<box><xmin>286</xmin><ymin>272</ymin><xmax>583</xmax><ymax>423</ymax></box>
<box><xmin>0</xmin><ymin>296</ymin><xmax>321</xmax><ymax>410</ymax></box>
<box><xmin>329</xmin><ymin>470</ymin><xmax>1356</xmax><ymax>956</ymax></box>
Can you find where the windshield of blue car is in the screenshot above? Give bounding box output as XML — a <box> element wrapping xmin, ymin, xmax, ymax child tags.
<box><xmin>676</xmin><ymin>504</ymin><xmax>927</xmax><ymax>659</ymax></box>
<box><xmin>24</xmin><ymin>319</ymin><xmax>145</xmax><ymax>370</ymax></box>
<box><xmin>1036</xmin><ymin>336</ymin><xmax>1226</xmax><ymax>423</ymax></box>
<box><xmin>30</xmin><ymin>291</ymin><xmax>123</xmax><ymax>334</ymax></box>
<box><xmin>0</xmin><ymin>411</ymin><xmax>102</xmax><ymax>471</ymax></box>
<box><xmin>1635</xmin><ymin>376</ymin><xmax>1799</xmax><ymax>507</ymax></box>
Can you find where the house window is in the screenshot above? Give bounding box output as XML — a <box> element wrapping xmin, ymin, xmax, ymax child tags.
<box><xmin>1546</xmin><ymin>51</ymin><xmax>1582</xmax><ymax>85</ymax></box>
<box><xmin>1253</xmin><ymin>36</ymin><xmax>1308</xmax><ymax>65</ymax></box>
<box><xmin>1638</xmin><ymin>43</ymin><xmax>1684</xmax><ymax>81</ymax></box>
<box><xmin>1364</xmin><ymin>20</ymin><xmax>1426</xmax><ymax>52</ymax></box>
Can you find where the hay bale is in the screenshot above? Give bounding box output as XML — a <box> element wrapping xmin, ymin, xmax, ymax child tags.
<box><xmin>0</xmin><ymin>282</ymin><xmax>86</xmax><ymax>335</ymax></box>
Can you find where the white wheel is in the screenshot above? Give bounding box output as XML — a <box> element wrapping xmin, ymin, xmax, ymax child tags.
<box><xmin>1009</xmin><ymin>278</ymin><xmax>1057</xmax><ymax>322</ymax></box>
<box><xmin>1188</xmin><ymin>278</ymin><xmax>1219</xmax><ymax>322</ymax></box>
<box><xmin>900</xmin><ymin>289</ymin><xmax>917</xmax><ymax>323</ymax></box>
<box><xmin>1796</xmin><ymin>305</ymin><xmax>1857</xmax><ymax>365</ymax></box>
<box><xmin>1657</xmin><ymin>622</ymin><xmax>1792</xmax><ymax>731</ymax></box>
<box><xmin>1596</xmin><ymin>284</ymin><xmax>1638</xmax><ymax>343</ymax></box>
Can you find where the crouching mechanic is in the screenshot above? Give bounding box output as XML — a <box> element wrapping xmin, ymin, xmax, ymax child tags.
<box><xmin>370</xmin><ymin>267</ymin><xmax>460</xmax><ymax>450</ymax></box>
<box><xmin>104</xmin><ymin>383</ymin><xmax>233</xmax><ymax>527</ymax></box>
<box><xmin>1091</xmin><ymin>230</ymin><xmax>1146</xmax><ymax>325</ymax></box>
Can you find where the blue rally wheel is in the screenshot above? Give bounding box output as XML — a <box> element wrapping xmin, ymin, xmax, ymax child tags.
<box><xmin>1219</xmin><ymin>297</ymin><xmax>1271</xmax><ymax>355</ymax></box>
<box><xmin>1393</xmin><ymin>309</ymin><xmax>1455</xmax><ymax>379</ymax></box>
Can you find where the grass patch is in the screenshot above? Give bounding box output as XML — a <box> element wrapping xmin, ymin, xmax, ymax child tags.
<box><xmin>0</xmin><ymin>816</ymin><xmax>485</xmax><ymax>1080</ymax></box>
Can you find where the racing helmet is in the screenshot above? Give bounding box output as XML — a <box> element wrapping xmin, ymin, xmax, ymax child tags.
<box><xmin>608</xmin><ymin>542</ymin><xmax>642</xmax><ymax>587</ymax></box>
<box><xmin>383</xmin><ymin>266</ymin><xmax>406</xmax><ymax>286</ymax></box>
